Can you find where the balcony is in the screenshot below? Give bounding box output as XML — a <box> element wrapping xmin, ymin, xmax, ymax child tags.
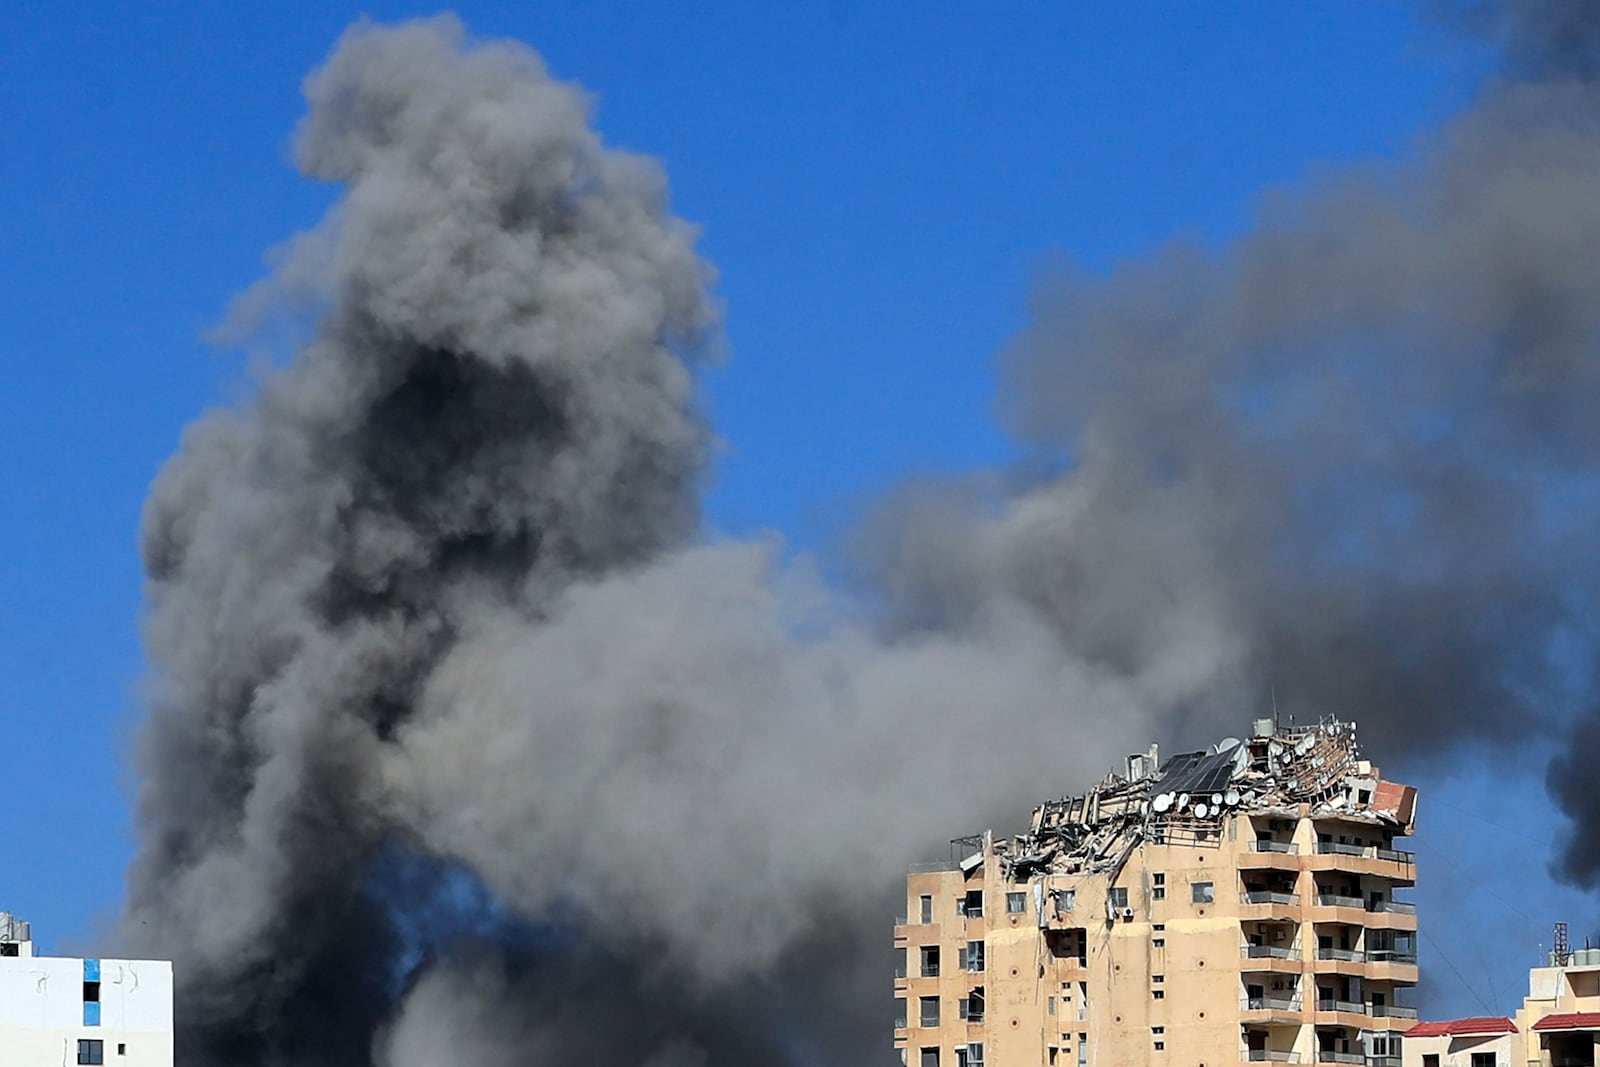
<box><xmin>1316</xmin><ymin>842</ymin><xmax>1366</xmax><ymax>857</ymax></box>
<box><xmin>1306</xmin><ymin>843</ymin><xmax>1416</xmax><ymax>883</ymax></box>
<box><xmin>1243</xmin><ymin>841</ymin><xmax>1302</xmax><ymax>870</ymax></box>
<box><xmin>1369</xmin><ymin>900</ymin><xmax>1415</xmax><ymax>915</ymax></box>
<box><xmin>1243</xmin><ymin>946</ymin><xmax>1303</xmax><ymax>961</ymax></box>
<box><xmin>1255</xmin><ymin>840</ymin><xmax>1300</xmax><ymax>853</ymax></box>
<box><xmin>1365</xmin><ymin>950</ymin><xmax>1417</xmax><ymax>965</ymax></box>
<box><xmin>1316</xmin><ymin>948</ymin><xmax>1365</xmax><ymax>963</ymax></box>
<box><xmin>1243</xmin><ymin>997</ymin><xmax>1305</xmax><ymax>1012</ymax></box>
<box><xmin>1316</xmin><ymin>1052</ymin><xmax>1363</xmax><ymax>1065</ymax></box>
<box><xmin>1317</xmin><ymin>1000</ymin><xmax>1364</xmax><ymax>1014</ymax></box>
<box><xmin>1246</xmin><ymin>1051</ymin><xmax>1302</xmax><ymax>1063</ymax></box>
<box><xmin>1370</xmin><ymin>1057</ymin><xmax>1402</xmax><ymax>1067</ymax></box>
<box><xmin>1315</xmin><ymin>894</ymin><xmax>1363</xmax><ymax>909</ymax></box>
<box><xmin>1243</xmin><ymin>891</ymin><xmax>1301</xmax><ymax>907</ymax></box>
<box><xmin>1369</xmin><ymin>1005</ymin><xmax>1418</xmax><ymax>1019</ymax></box>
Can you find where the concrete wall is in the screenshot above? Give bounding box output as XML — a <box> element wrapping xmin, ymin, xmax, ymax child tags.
<box><xmin>0</xmin><ymin>955</ymin><xmax>173</xmax><ymax>1067</ymax></box>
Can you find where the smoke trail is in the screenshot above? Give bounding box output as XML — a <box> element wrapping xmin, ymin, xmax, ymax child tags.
<box><xmin>121</xmin><ymin>4</ymin><xmax>1600</xmax><ymax>1064</ymax></box>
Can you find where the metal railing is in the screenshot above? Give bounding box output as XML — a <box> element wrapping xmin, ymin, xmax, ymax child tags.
<box><xmin>1315</xmin><ymin>842</ymin><xmax>1366</xmax><ymax>857</ymax></box>
<box><xmin>1369</xmin><ymin>1057</ymin><xmax>1402</xmax><ymax>1067</ymax></box>
<box><xmin>1251</xmin><ymin>840</ymin><xmax>1300</xmax><ymax>854</ymax></box>
<box><xmin>1243</xmin><ymin>892</ymin><xmax>1301</xmax><ymax>906</ymax></box>
<box><xmin>1316</xmin><ymin>948</ymin><xmax>1365</xmax><ymax>962</ymax></box>
<box><xmin>1316</xmin><ymin>1052</ymin><xmax>1363</xmax><ymax>1064</ymax></box>
<box><xmin>1246</xmin><ymin>1050</ymin><xmax>1301</xmax><ymax>1062</ymax></box>
<box><xmin>1243</xmin><ymin>945</ymin><xmax>1302</xmax><ymax>960</ymax></box>
<box><xmin>1317</xmin><ymin>999</ymin><xmax>1364</xmax><ymax>1014</ymax></box>
<box><xmin>1370</xmin><ymin>1004</ymin><xmax>1418</xmax><ymax>1019</ymax></box>
<box><xmin>1365</xmin><ymin>950</ymin><xmax>1417</xmax><ymax>965</ymax></box>
<box><xmin>1375</xmin><ymin>848</ymin><xmax>1414</xmax><ymax>864</ymax></box>
<box><xmin>921</xmin><ymin>965</ymin><xmax>940</xmax><ymax>978</ymax></box>
<box><xmin>1315</xmin><ymin>894</ymin><xmax>1364</xmax><ymax>909</ymax></box>
<box><xmin>1242</xmin><ymin>996</ymin><xmax>1303</xmax><ymax>1012</ymax></box>
<box><xmin>1369</xmin><ymin>900</ymin><xmax>1416</xmax><ymax>915</ymax></box>
<box><xmin>909</xmin><ymin>861</ymin><xmax>957</xmax><ymax>873</ymax></box>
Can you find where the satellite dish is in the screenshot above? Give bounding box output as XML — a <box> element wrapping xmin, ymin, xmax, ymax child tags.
<box><xmin>1177</xmin><ymin>794</ymin><xmax>1191</xmax><ymax>811</ymax></box>
<box><xmin>1194</xmin><ymin>802</ymin><xmax>1210</xmax><ymax>818</ymax></box>
<box><xmin>1210</xmin><ymin>793</ymin><xmax>1224</xmax><ymax>807</ymax></box>
<box><xmin>1153</xmin><ymin>794</ymin><xmax>1173</xmax><ymax>813</ymax></box>
<box><xmin>1216</xmin><ymin>737</ymin><xmax>1242</xmax><ymax>753</ymax></box>
<box><xmin>1225</xmin><ymin>789</ymin><xmax>1241</xmax><ymax>806</ymax></box>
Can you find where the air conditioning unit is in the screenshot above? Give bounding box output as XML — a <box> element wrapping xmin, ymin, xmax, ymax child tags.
<box><xmin>1122</xmin><ymin>908</ymin><xmax>1136</xmax><ymax>921</ymax></box>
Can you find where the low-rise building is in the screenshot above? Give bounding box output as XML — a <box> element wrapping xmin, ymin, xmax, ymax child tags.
<box><xmin>0</xmin><ymin>913</ymin><xmax>173</xmax><ymax>1066</ymax></box>
<box><xmin>1400</xmin><ymin>1016</ymin><xmax>1518</xmax><ymax>1067</ymax></box>
<box><xmin>1514</xmin><ymin>940</ymin><xmax>1600</xmax><ymax>1067</ymax></box>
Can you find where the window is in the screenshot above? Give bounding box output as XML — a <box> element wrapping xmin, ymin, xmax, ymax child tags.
<box><xmin>1152</xmin><ymin>872</ymin><xmax>1166</xmax><ymax>901</ymax></box>
<box><xmin>1007</xmin><ymin>892</ymin><xmax>1027</xmax><ymax>914</ymax></box>
<box><xmin>1058</xmin><ymin>889</ymin><xmax>1076</xmax><ymax>912</ymax></box>
<box><xmin>116</xmin><ymin>1047</ymin><xmax>125</xmax><ymax>1057</ymax></box>
<box><xmin>78</xmin><ymin>1041</ymin><xmax>104</xmax><ymax>1066</ymax></box>
<box><xmin>1154</xmin><ymin>1042</ymin><xmax>1165</xmax><ymax>1051</ymax></box>
<box><xmin>921</xmin><ymin>895</ymin><xmax>933</xmax><ymax>924</ymax></box>
<box><xmin>1192</xmin><ymin>881</ymin><xmax>1214</xmax><ymax>904</ymax></box>
<box><xmin>895</xmin><ymin>998</ymin><xmax>907</xmax><ymax>1029</ymax></box>
<box><xmin>1109</xmin><ymin>887</ymin><xmax>1128</xmax><ymax>909</ymax></box>
<box><xmin>83</xmin><ymin>981</ymin><xmax>100</xmax><ymax>1002</ymax></box>
<box><xmin>1152</xmin><ymin>1027</ymin><xmax>1165</xmax><ymax>1035</ymax></box>
<box><xmin>1153</xmin><ymin>974</ymin><xmax>1163</xmax><ymax>983</ymax></box>
<box><xmin>1152</xmin><ymin>923</ymin><xmax>1165</xmax><ymax>931</ymax></box>
<box><xmin>1152</xmin><ymin>938</ymin><xmax>1165</xmax><ymax>949</ymax></box>
<box><xmin>1471</xmin><ymin>1055</ymin><xmax>1494</xmax><ymax>1067</ymax></box>
<box><xmin>1048</xmin><ymin>996</ymin><xmax>1056</xmax><ymax>1016</ymax></box>
<box><xmin>921</xmin><ymin>1048</ymin><xmax>939</xmax><ymax>1067</ymax></box>
<box><xmin>1152</xmin><ymin>989</ymin><xmax>1165</xmax><ymax>999</ymax></box>
<box><xmin>921</xmin><ymin>946</ymin><xmax>940</xmax><ymax>977</ymax></box>
<box><xmin>1423</xmin><ymin>1057</ymin><xmax>1440</xmax><ymax>1067</ymax></box>
<box><xmin>0</xmin><ymin>943</ymin><xmax>16</xmax><ymax>957</ymax></box>
<box><xmin>968</xmin><ymin>1043</ymin><xmax>985</xmax><ymax>1067</ymax></box>
<box><xmin>965</xmin><ymin>940</ymin><xmax>986</xmax><ymax>973</ymax></box>
<box><xmin>967</xmin><ymin>989</ymin><xmax>984</xmax><ymax>1022</ymax></box>
<box><xmin>920</xmin><ymin>996</ymin><xmax>940</xmax><ymax>1027</ymax></box>
<box><xmin>1078</xmin><ymin>1034</ymin><xmax>1088</xmax><ymax>1067</ymax></box>
<box><xmin>960</xmin><ymin>890</ymin><xmax>984</xmax><ymax>918</ymax></box>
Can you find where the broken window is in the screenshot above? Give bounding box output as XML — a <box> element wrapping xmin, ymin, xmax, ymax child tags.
<box><xmin>1007</xmin><ymin>892</ymin><xmax>1027</xmax><ymax>914</ymax></box>
<box><xmin>78</xmin><ymin>1041</ymin><xmax>104</xmax><ymax>1066</ymax></box>
<box><xmin>920</xmin><ymin>996</ymin><xmax>940</xmax><ymax>1027</ymax></box>
<box><xmin>921</xmin><ymin>945</ymin><xmax>940</xmax><ymax>978</ymax></box>
<box><xmin>967</xmin><ymin>988</ymin><xmax>985</xmax><ymax>1022</ymax></box>
<box><xmin>920</xmin><ymin>895</ymin><xmax>933</xmax><ymax>924</ymax></box>
<box><xmin>1108</xmin><ymin>887</ymin><xmax>1128</xmax><ymax>909</ymax></box>
<box><xmin>959</xmin><ymin>890</ymin><xmax>984</xmax><ymax>918</ymax></box>
<box><xmin>0</xmin><ymin>944</ymin><xmax>17</xmax><ymax>957</ymax></box>
<box><xmin>964</xmin><ymin>940</ymin><xmax>986</xmax><ymax>973</ymax></box>
<box><xmin>1192</xmin><ymin>881</ymin><xmax>1214</xmax><ymax>904</ymax></box>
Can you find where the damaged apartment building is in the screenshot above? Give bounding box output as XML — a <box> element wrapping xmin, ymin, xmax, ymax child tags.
<box><xmin>894</xmin><ymin>717</ymin><xmax>1419</xmax><ymax>1067</ymax></box>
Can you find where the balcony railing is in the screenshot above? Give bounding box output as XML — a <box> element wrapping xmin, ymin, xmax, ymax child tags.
<box><xmin>1317</xmin><ymin>999</ymin><xmax>1364</xmax><ymax>1014</ymax></box>
<box><xmin>1243</xmin><ymin>945</ymin><xmax>1302</xmax><ymax>960</ymax></box>
<box><xmin>1242</xmin><ymin>996</ymin><xmax>1304</xmax><ymax>1012</ymax></box>
<box><xmin>1369</xmin><ymin>1057</ymin><xmax>1402</xmax><ymax>1067</ymax></box>
<box><xmin>1369</xmin><ymin>1004</ymin><xmax>1418</xmax><ymax>1019</ymax></box>
<box><xmin>1316</xmin><ymin>1052</ymin><xmax>1364</xmax><ymax>1064</ymax></box>
<box><xmin>1375</xmin><ymin>848</ymin><xmax>1414</xmax><ymax>864</ymax></box>
<box><xmin>1316</xmin><ymin>948</ymin><xmax>1365</xmax><ymax>962</ymax></box>
<box><xmin>895</xmin><ymin>915</ymin><xmax>908</xmax><ymax>925</ymax></box>
<box><xmin>1252</xmin><ymin>840</ymin><xmax>1300</xmax><ymax>854</ymax></box>
<box><xmin>1247</xmin><ymin>1050</ymin><xmax>1302</xmax><ymax>1062</ymax></box>
<box><xmin>1365</xmin><ymin>950</ymin><xmax>1417</xmax><ymax>965</ymax></box>
<box><xmin>1369</xmin><ymin>900</ymin><xmax>1416</xmax><ymax>915</ymax></box>
<box><xmin>1315</xmin><ymin>842</ymin><xmax>1366</xmax><ymax>857</ymax></box>
<box><xmin>894</xmin><ymin>966</ymin><xmax>907</xmax><ymax>978</ymax></box>
<box><xmin>908</xmin><ymin>861</ymin><xmax>957</xmax><ymax>873</ymax></box>
<box><xmin>1315</xmin><ymin>894</ymin><xmax>1364</xmax><ymax>909</ymax></box>
<box><xmin>1243</xmin><ymin>892</ymin><xmax>1301</xmax><ymax>906</ymax></box>
<box><xmin>1310</xmin><ymin>843</ymin><xmax>1416</xmax><ymax>864</ymax></box>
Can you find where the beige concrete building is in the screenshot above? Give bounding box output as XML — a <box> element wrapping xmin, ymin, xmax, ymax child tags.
<box><xmin>1511</xmin><ymin>940</ymin><xmax>1600</xmax><ymax>1067</ymax></box>
<box><xmin>894</xmin><ymin>718</ymin><xmax>1419</xmax><ymax>1067</ymax></box>
<box><xmin>1399</xmin><ymin>1017</ymin><xmax>1518</xmax><ymax>1067</ymax></box>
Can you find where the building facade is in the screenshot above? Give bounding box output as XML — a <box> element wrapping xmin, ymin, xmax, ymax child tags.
<box><xmin>894</xmin><ymin>718</ymin><xmax>1419</xmax><ymax>1067</ymax></box>
<box><xmin>1399</xmin><ymin>1017</ymin><xmax>1518</xmax><ymax>1067</ymax></box>
<box><xmin>1513</xmin><ymin>943</ymin><xmax>1600</xmax><ymax>1067</ymax></box>
<box><xmin>0</xmin><ymin>913</ymin><xmax>173</xmax><ymax>1066</ymax></box>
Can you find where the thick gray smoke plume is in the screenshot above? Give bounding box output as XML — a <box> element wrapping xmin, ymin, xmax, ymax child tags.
<box><xmin>122</xmin><ymin>4</ymin><xmax>1600</xmax><ymax>1064</ymax></box>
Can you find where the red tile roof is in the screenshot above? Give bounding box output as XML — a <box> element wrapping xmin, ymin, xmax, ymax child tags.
<box><xmin>1532</xmin><ymin>1012</ymin><xmax>1600</xmax><ymax>1032</ymax></box>
<box><xmin>1406</xmin><ymin>1017</ymin><xmax>1517</xmax><ymax>1037</ymax></box>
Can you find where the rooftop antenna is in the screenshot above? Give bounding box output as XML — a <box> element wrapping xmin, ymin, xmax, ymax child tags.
<box><xmin>1555</xmin><ymin>921</ymin><xmax>1572</xmax><ymax>966</ymax></box>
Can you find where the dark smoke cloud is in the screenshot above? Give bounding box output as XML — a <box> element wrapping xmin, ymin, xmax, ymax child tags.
<box><xmin>120</xmin><ymin>3</ymin><xmax>1600</xmax><ymax>1064</ymax></box>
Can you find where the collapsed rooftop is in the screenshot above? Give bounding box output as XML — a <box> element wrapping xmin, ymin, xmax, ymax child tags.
<box><xmin>982</xmin><ymin>716</ymin><xmax>1417</xmax><ymax>884</ymax></box>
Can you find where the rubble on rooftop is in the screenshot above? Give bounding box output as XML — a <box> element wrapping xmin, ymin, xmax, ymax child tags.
<box><xmin>993</xmin><ymin>716</ymin><xmax>1417</xmax><ymax>882</ymax></box>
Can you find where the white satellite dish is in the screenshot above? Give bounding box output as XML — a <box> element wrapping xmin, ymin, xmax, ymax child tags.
<box><xmin>1194</xmin><ymin>802</ymin><xmax>1210</xmax><ymax>818</ymax></box>
<box><xmin>1153</xmin><ymin>794</ymin><xmax>1173</xmax><ymax>813</ymax></box>
<box><xmin>1177</xmin><ymin>794</ymin><xmax>1191</xmax><ymax>811</ymax></box>
<box><xmin>1210</xmin><ymin>793</ymin><xmax>1224</xmax><ymax>807</ymax></box>
<box><xmin>1268</xmin><ymin>740</ymin><xmax>1283</xmax><ymax>757</ymax></box>
<box><xmin>1225</xmin><ymin>788</ymin><xmax>1241</xmax><ymax>806</ymax></box>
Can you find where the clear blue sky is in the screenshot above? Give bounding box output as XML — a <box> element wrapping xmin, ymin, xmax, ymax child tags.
<box><xmin>0</xmin><ymin>0</ymin><xmax>1589</xmax><ymax>1021</ymax></box>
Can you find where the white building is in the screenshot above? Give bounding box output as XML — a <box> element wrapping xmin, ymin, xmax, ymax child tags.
<box><xmin>0</xmin><ymin>913</ymin><xmax>172</xmax><ymax>1066</ymax></box>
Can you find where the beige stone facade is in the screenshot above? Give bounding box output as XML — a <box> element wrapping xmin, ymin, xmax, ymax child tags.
<box><xmin>893</xmin><ymin>720</ymin><xmax>1418</xmax><ymax>1067</ymax></box>
<box><xmin>1512</xmin><ymin>951</ymin><xmax>1600</xmax><ymax>1067</ymax></box>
